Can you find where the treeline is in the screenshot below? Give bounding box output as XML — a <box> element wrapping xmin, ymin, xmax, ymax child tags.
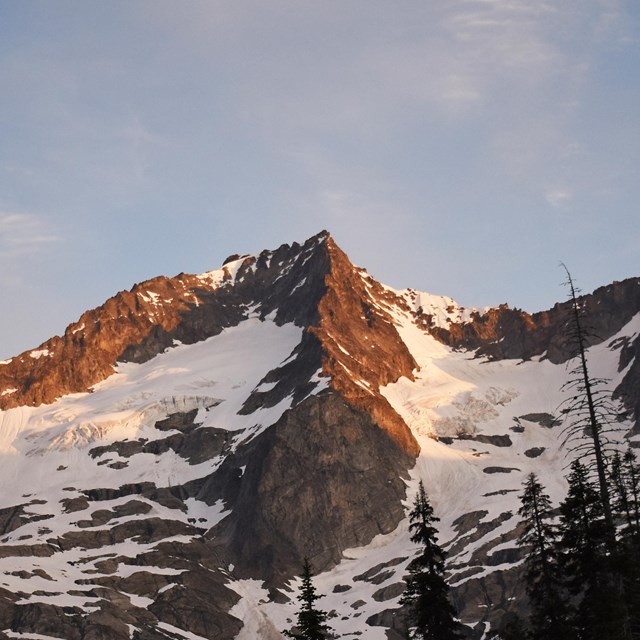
<box><xmin>511</xmin><ymin>448</ymin><xmax>640</xmax><ymax>640</ymax></box>
<box><xmin>503</xmin><ymin>266</ymin><xmax>640</xmax><ymax>639</ymax></box>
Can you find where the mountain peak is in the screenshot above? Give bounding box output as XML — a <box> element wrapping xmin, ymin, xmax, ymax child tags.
<box><xmin>0</xmin><ymin>232</ymin><xmax>372</xmax><ymax>411</ymax></box>
<box><xmin>0</xmin><ymin>231</ymin><xmax>638</xmax><ymax>639</ymax></box>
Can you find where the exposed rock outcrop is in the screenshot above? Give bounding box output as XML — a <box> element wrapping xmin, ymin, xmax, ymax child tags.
<box><xmin>210</xmin><ymin>391</ymin><xmax>414</xmax><ymax>581</ymax></box>
<box><xmin>427</xmin><ymin>278</ymin><xmax>640</xmax><ymax>365</ymax></box>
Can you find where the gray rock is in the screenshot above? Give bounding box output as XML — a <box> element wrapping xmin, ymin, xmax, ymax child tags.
<box><xmin>372</xmin><ymin>582</ymin><xmax>406</xmax><ymax>602</ymax></box>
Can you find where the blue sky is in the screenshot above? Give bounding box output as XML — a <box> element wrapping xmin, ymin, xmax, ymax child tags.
<box><xmin>1</xmin><ymin>1</ymin><xmax>639</xmax><ymax>359</ymax></box>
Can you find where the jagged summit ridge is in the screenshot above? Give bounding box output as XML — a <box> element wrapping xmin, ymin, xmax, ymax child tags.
<box><xmin>0</xmin><ymin>231</ymin><xmax>334</xmax><ymax>409</ymax></box>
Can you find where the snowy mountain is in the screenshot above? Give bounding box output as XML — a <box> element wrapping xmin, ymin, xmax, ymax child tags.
<box><xmin>0</xmin><ymin>230</ymin><xmax>638</xmax><ymax>640</ymax></box>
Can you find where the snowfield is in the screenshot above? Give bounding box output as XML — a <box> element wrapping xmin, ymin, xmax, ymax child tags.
<box><xmin>0</xmin><ymin>318</ymin><xmax>306</xmax><ymax>616</ymax></box>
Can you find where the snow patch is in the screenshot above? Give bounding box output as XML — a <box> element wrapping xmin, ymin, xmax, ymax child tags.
<box><xmin>71</xmin><ymin>323</ymin><xmax>85</xmax><ymax>335</ymax></box>
<box><xmin>199</xmin><ymin>256</ymin><xmax>250</xmax><ymax>289</ymax></box>
<box><xmin>229</xmin><ymin>579</ymin><xmax>292</xmax><ymax>640</ymax></box>
<box><xmin>183</xmin><ymin>498</ymin><xmax>230</xmax><ymax>529</ymax></box>
<box><xmin>29</xmin><ymin>349</ymin><xmax>50</xmax><ymax>359</ymax></box>
<box><xmin>290</xmin><ymin>277</ymin><xmax>307</xmax><ymax>294</ymax></box>
<box><xmin>137</xmin><ymin>291</ymin><xmax>162</xmax><ymax>306</ymax></box>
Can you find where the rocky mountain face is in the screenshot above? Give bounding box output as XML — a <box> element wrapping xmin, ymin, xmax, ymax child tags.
<box><xmin>425</xmin><ymin>278</ymin><xmax>640</xmax><ymax>434</ymax></box>
<box><xmin>0</xmin><ymin>230</ymin><xmax>638</xmax><ymax>640</ymax></box>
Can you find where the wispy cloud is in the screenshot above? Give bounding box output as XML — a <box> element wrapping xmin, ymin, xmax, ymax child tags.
<box><xmin>151</xmin><ymin>0</ymin><xmax>636</xmax><ymax>260</ymax></box>
<box><xmin>216</xmin><ymin>1</ymin><xmax>569</xmax><ymax>126</ymax></box>
<box><xmin>545</xmin><ymin>187</ymin><xmax>573</xmax><ymax>208</ymax></box>
<box><xmin>0</xmin><ymin>212</ymin><xmax>61</xmax><ymax>259</ymax></box>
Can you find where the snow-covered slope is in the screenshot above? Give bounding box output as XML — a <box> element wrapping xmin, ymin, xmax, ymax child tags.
<box><xmin>0</xmin><ymin>318</ymin><xmax>307</xmax><ymax>636</ymax></box>
<box><xmin>0</xmin><ymin>231</ymin><xmax>637</xmax><ymax>640</ymax></box>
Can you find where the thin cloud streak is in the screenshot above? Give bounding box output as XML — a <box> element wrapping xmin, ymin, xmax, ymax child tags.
<box><xmin>0</xmin><ymin>212</ymin><xmax>61</xmax><ymax>258</ymax></box>
<box><xmin>545</xmin><ymin>188</ymin><xmax>573</xmax><ymax>208</ymax></box>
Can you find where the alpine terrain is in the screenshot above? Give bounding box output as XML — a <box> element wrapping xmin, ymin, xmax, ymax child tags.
<box><xmin>0</xmin><ymin>230</ymin><xmax>638</xmax><ymax>639</ymax></box>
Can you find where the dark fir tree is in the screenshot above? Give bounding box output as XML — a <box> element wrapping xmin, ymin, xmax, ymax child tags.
<box><xmin>558</xmin><ymin>461</ymin><xmax>606</xmax><ymax>587</ymax></box>
<box><xmin>558</xmin><ymin>460</ymin><xmax>629</xmax><ymax>640</ymax></box>
<box><xmin>610</xmin><ymin>448</ymin><xmax>640</xmax><ymax>638</ymax></box>
<box><xmin>623</xmin><ymin>447</ymin><xmax>640</xmax><ymax>537</ymax></box>
<box><xmin>400</xmin><ymin>481</ymin><xmax>461</xmax><ymax>640</ymax></box>
<box><xmin>517</xmin><ymin>473</ymin><xmax>573</xmax><ymax>640</ymax></box>
<box><xmin>611</xmin><ymin>451</ymin><xmax>637</xmax><ymax>540</ymax></box>
<box><xmin>612</xmin><ymin>448</ymin><xmax>640</xmax><ymax>540</ymax></box>
<box><xmin>284</xmin><ymin>558</ymin><xmax>334</xmax><ymax>640</ymax></box>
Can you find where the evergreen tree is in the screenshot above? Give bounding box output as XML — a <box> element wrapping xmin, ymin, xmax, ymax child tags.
<box><xmin>622</xmin><ymin>448</ymin><xmax>640</xmax><ymax>539</ymax></box>
<box><xmin>611</xmin><ymin>451</ymin><xmax>636</xmax><ymax>539</ymax></box>
<box><xmin>400</xmin><ymin>481</ymin><xmax>462</xmax><ymax>640</ymax></box>
<box><xmin>624</xmin><ymin>448</ymin><xmax>640</xmax><ymax>519</ymax></box>
<box><xmin>558</xmin><ymin>460</ymin><xmax>628</xmax><ymax>640</ymax></box>
<box><xmin>284</xmin><ymin>558</ymin><xmax>334</xmax><ymax>640</ymax></box>
<box><xmin>610</xmin><ymin>448</ymin><xmax>640</xmax><ymax>638</ymax></box>
<box><xmin>517</xmin><ymin>473</ymin><xmax>573</xmax><ymax>640</ymax></box>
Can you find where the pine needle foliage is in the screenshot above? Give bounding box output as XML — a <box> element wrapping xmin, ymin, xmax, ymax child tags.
<box><xmin>284</xmin><ymin>558</ymin><xmax>334</xmax><ymax>640</ymax></box>
<box><xmin>610</xmin><ymin>448</ymin><xmax>640</xmax><ymax>638</ymax></box>
<box><xmin>613</xmin><ymin>448</ymin><xmax>640</xmax><ymax>540</ymax></box>
<box><xmin>517</xmin><ymin>473</ymin><xmax>573</xmax><ymax>640</ymax></box>
<box><xmin>558</xmin><ymin>460</ymin><xmax>609</xmax><ymax>593</ymax></box>
<box><xmin>559</xmin><ymin>460</ymin><xmax>630</xmax><ymax>640</ymax></box>
<box><xmin>400</xmin><ymin>481</ymin><xmax>462</xmax><ymax>640</ymax></box>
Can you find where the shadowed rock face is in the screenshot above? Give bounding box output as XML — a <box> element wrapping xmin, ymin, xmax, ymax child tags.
<box><xmin>210</xmin><ymin>391</ymin><xmax>415</xmax><ymax>582</ymax></box>
<box><xmin>0</xmin><ymin>542</ymin><xmax>243</xmax><ymax>640</ymax></box>
<box><xmin>613</xmin><ymin>333</ymin><xmax>640</xmax><ymax>435</ymax></box>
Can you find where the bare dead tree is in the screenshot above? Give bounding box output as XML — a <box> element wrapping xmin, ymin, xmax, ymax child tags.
<box><xmin>558</xmin><ymin>263</ymin><xmax>622</xmax><ymax>546</ymax></box>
